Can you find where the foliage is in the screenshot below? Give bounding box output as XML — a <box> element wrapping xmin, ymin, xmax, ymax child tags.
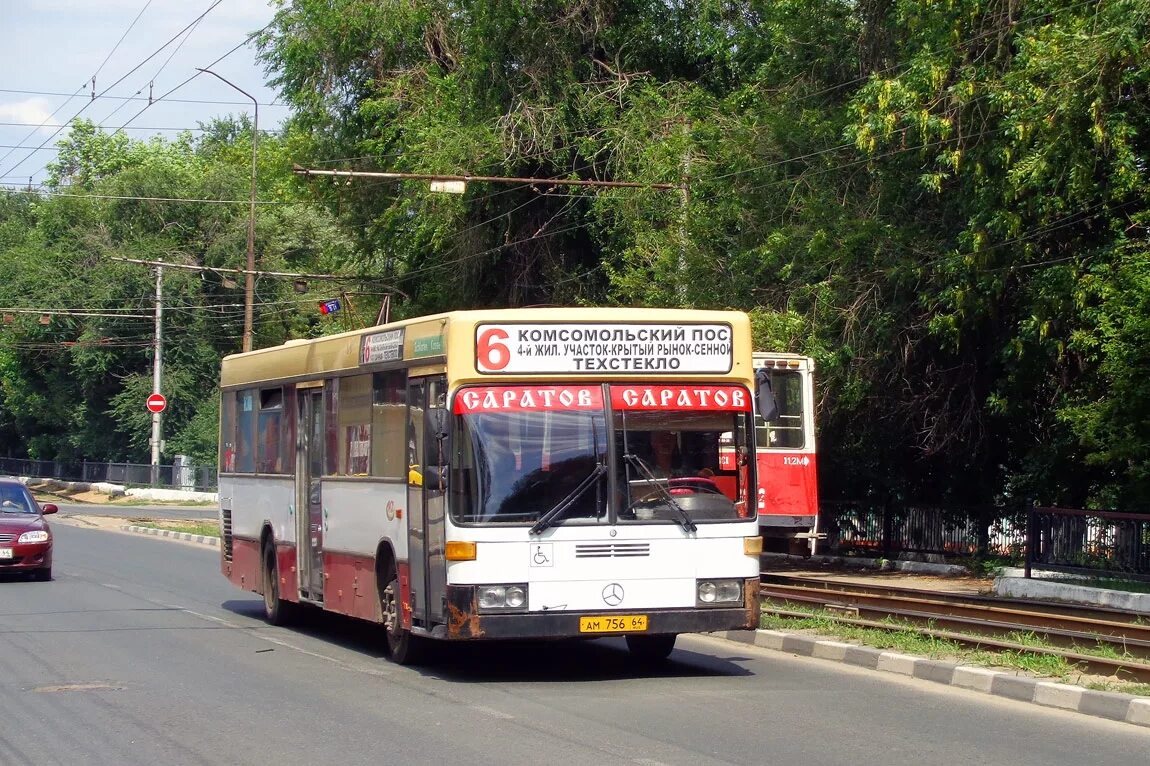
<box><xmin>2</xmin><ymin>0</ymin><xmax>1149</xmax><ymax>514</ymax></box>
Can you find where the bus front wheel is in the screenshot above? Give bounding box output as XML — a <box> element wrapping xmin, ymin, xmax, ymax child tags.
<box><xmin>381</xmin><ymin>574</ymin><xmax>424</xmax><ymax>665</ymax></box>
<box><xmin>625</xmin><ymin>633</ymin><xmax>676</xmax><ymax>662</ymax></box>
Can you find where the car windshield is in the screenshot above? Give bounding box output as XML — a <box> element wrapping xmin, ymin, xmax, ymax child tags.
<box><xmin>0</xmin><ymin>487</ymin><xmax>35</xmax><ymax>513</ymax></box>
<box><xmin>449</xmin><ymin>383</ymin><xmax>755</xmax><ymax>527</ymax></box>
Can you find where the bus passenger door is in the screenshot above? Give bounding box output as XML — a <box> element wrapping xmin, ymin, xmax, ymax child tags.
<box><xmin>407</xmin><ymin>375</ymin><xmax>448</xmax><ymax>630</ymax></box>
<box><xmin>296</xmin><ymin>388</ymin><xmax>325</xmax><ymax>601</ymax></box>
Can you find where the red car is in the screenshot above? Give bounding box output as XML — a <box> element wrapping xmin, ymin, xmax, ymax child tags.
<box><xmin>0</xmin><ymin>479</ymin><xmax>57</xmax><ymax>581</ymax></box>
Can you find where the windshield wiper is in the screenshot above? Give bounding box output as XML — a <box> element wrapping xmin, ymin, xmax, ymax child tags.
<box><xmin>529</xmin><ymin>463</ymin><xmax>607</xmax><ymax>535</ymax></box>
<box><xmin>622</xmin><ymin>453</ymin><xmax>697</xmax><ymax>533</ymax></box>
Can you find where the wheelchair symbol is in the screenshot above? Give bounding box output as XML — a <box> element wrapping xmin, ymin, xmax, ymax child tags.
<box><xmin>531</xmin><ymin>543</ymin><xmax>553</xmax><ymax>567</ymax></box>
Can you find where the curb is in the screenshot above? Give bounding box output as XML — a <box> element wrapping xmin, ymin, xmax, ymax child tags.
<box><xmin>994</xmin><ymin>572</ymin><xmax>1150</xmax><ymax>615</ymax></box>
<box><xmin>715</xmin><ymin>628</ymin><xmax>1150</xmax><ymax>728</ymax></box>
<box><xmin>761</xmin><ymin>551</ymin><xmax>969</xmax><ymax>577</ymax></box>
<box><xmin>121</xmin><ymin>525</ymin><xmax>220</xmax><ymax>547</ymax></box>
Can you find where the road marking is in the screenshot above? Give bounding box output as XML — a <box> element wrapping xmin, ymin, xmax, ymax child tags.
<box><xmin>471</xmin><ymin>704</ymin><xmax>514</xmax><ymax>720</ymax></box>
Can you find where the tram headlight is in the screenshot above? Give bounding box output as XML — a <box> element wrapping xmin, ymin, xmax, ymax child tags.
<box><xmin>696</xmin><ymin>579</ymin><xmax>743</xmax><ymax>606</ymax></box>
<box><xmin>476</xmin><ymin>584</ymin><xmax>529</xmax><ymax>612</ymax></box>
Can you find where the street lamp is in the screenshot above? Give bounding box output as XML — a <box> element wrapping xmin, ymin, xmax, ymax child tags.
<box><xmin>196</xmin><ymin>67</ymin><xmax>259</xmax><ymax>352</ymax></box>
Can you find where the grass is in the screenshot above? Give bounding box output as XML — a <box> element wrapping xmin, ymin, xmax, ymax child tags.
<box><xmin>1047</xmin><ymin>575</ymin><xmax>1150</xmax><ymax>594</ymax></box>
<box><xmin>129</xmin><ymin>519</ymin><xmax>220</xmax><ymax>538</ymax></box>
<box><xmin>760</xmin><ymin>604</ymin><xmax>1150</xmax><ymax>696</ymax></box>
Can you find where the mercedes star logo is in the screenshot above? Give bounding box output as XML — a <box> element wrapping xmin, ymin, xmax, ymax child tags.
<box><xmin>601</xmin><ymin>583</ymin><xmax>624</xmax><ymax>606</ymax></box>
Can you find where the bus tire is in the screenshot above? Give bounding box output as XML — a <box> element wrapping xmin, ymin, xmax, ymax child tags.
<box><xmin>625</xmin><ymin>633</ymin><xmax>676</xmax><ymax>662</ymax></box>
<box><xmin>381</xmin><ymin>572</ymin><xmax>424</xmax><ymax>665</ymax></box>
<box><xmin>262</xmin><ymin>541</ymin><xmax>295</xmax><ymax>626</ymax></box>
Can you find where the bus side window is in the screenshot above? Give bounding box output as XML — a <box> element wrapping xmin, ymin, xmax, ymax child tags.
<box><xmin>371</xmin><ymin>371</ymin><xmax>406</xmax><ymax>479</ymax></box>
<box><xmin>236</xmin><ymin>389</ymin><xmax>256</xmax><ymax>473</ymax></box>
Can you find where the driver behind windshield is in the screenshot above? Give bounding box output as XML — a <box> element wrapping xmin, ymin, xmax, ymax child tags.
<box><xmin>647</xmin><ymin>430</ymin><xmax>715</xmax><ymax>479</ymax></box>
<box><xmin>0</xmin><ymin>487</ymin><xmax>32</xmax><ymax>512</ymax></box>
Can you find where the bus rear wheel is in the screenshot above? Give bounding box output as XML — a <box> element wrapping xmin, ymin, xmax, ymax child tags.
<box><xmin>625</xmin><ymin>633</ymin><xmax>676</xmax><ymax>662</ymax></box>
<box><xmin>381</xmin><ymin>574</ymin><xmax>424</xmax><ymax>665</ymax></box>
<box><xmin>262</xmin><ymin>542</ymin><xmax>295</xmax><ymax>626</ymax></box>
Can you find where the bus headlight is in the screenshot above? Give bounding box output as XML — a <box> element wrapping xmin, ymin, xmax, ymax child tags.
<box><xmin>477</xmin><ymin>584</ymin><xmax>528</xmax><ymax>612</ymax></box>
<box><xmin>696</xmin><ymin>579</ymin><xmax>743</xmax><ymax>606</ymax></box>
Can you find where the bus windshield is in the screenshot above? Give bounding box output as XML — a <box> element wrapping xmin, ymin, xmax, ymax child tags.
<box><xmin>453</xmin><ymin>409</ymin><xmax>610</xmax><ymax>525</ymax></box>
<box><xmin>450</xmin><ymin>384</ymin><xmax>754</xmax><ymax>526</ymax></box>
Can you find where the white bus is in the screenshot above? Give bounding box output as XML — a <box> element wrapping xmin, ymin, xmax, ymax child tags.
<box><xmin>218</xmin><ymin>308</ymin><xmax>765</xmax><ymax>663</ymax></box>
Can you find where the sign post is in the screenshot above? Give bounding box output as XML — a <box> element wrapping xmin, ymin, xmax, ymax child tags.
<box><xmin>150</xmin><ymin>266</ymin><xmax>164</xmax><ymax>487</ymax></box>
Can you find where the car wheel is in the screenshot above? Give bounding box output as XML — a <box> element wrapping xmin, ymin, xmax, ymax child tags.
<box><xmin>381</xmin><ymin>571</ymin><xmax>424</xmax><ymax>665</ymax></box>
<box><xmin>262</xmin><ymin>542</ymin><xmax>296</xmax><ymax>626</ymax></box>
<box><xmin>32</xmin><ymin>566</ymin><xmax>52</xmax><ymax>582</ymax></box>
<box><xmin>625</xmin><ymin>633</ymin><xmax>676</xmax><ymax>662</ymax></box>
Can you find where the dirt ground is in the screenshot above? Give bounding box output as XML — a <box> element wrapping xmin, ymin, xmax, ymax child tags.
<box><xmin>26</xmin><ymin>480</ymin><xmax>147</xmax><ymax>506</ymax></box>
<box><xmin>775</xmin><ymin>567</ymin><xmax>994</xmax><ymax>594</ymax></box>
<box><xmin>53</xmin><ymin>514</ymin><xmax>148</xmax><ymax>531</ymax></box>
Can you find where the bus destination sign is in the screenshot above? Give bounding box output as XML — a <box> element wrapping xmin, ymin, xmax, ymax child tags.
<box><xmin>475</xmin><ymin>322</ymin><xmax>733</xmax><ymax>374</ymax></box>
<box><xmin>361</xmin><ymin>328</ymin><xmax>404</xmax><ymax>365</ymax></box>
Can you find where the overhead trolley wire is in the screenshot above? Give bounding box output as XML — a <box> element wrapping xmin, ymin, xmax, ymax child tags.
<box><xmin>0</xmin><ymin>0</ymin><xmax>226</xmax><ymax>181</ymax></box>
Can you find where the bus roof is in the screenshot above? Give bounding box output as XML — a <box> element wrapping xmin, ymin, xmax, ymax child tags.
<box><xmin>222</xmin><ymin>307</ymin><xmax>755</xmax><ymax>389</ymax></box>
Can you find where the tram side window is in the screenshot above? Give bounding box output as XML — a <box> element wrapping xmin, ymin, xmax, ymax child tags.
<box><xmin>236</xmin><ymin>390</ymin><xmax>257</xmax><ymax>473</ymax></box>
<box><xmin>757</xmin><ymin>371</ymin><xmax>804</xmax><ymax>449</ymax></box>
<box><xmin>371</xmin><ymin>371</ymin><xmax>406</xmax><ymax>478</ymax></box>
<box><xmin>257</xmin><ymin>388</ymin><xmax>286</xmax><ymax>474</ymax></box>
<box><xmin>338</xmin><ymin>374</ymin><xmax>373</xmax><ymax>475</ymax></box>
<box><xmin>219</xmin><ymin>391</ymin><xmax>236</xmax><ymax>473</ymax></box>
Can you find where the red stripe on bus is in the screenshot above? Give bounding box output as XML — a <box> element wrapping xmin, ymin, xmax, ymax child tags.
<box><xmin>322</xmin><ymin>550</ymin><xmax>382</xmax><ymax>622</ymax></box>
<box><xmin>454</xmin><ymin>385</ymin><xmax>604</xmax><ymax>413</ymax></box>
<box><xmin>610</xmin><ymin>384</ymin><xmax>751</xmax><ymax>411</ymax></box>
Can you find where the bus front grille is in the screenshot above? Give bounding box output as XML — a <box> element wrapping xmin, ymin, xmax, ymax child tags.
<box><xmin>575</xmin><ymin>543</ymin><xmax>650</xmax><ymax>558</ymax></box>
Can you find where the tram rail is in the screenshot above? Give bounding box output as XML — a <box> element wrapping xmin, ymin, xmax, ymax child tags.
<box><xmin>759</xmin><ymin>573</ymin><xmax>1150</xmax><ymax>683</ymax></box>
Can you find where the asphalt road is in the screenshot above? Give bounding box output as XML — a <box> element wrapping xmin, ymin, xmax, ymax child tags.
<box><xmin>1</xmin><ymin>523</ymin><xmax>1147</xmax><ymax>766</ymax></box>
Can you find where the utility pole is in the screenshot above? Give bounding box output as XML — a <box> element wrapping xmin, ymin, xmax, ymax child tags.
<box><xmin>150</xmin><ymin>265</ymin><xmax>163</xmax><ymax>486</ymax></box>
<box><xmin>679</xmin><ymin>120</ymin><xmax>692</xmax><ymax>303</ymax></box>
<box><xmin>197</xmin><ymin>68</ymin><xmax>258</xmax><ymax>351</ymax></box>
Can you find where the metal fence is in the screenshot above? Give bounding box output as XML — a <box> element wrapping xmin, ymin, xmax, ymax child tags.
<box><xmin>1025</xmin><ymin>507</ymin><xmax>1150</xmax><ymax>579</ymax></box>
<box><xmin>820</xmin><ymin>501</ymin><xmax>1150</xmax><ymax>578</ymax></box>
<box><xmin>0</xmin><ymin>457</ymin><xmax>217</xmax><ymax>492</ymax></box>
<box><xmin>820</xmin><ymin>501</ymin><xmax>1027</xmax><ymax>560</ymax></box>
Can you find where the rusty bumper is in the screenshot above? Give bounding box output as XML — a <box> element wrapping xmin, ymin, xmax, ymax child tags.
<box><xmin>446</xmin><ymin>578</ymin><xmax>760</xmax><ymax>640</ymax></box>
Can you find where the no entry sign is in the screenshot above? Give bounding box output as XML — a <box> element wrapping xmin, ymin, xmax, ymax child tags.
<box><xmin>146</xmin><ymin>393</ymin><xmax>167</xmax><ymax>414</ymax></box>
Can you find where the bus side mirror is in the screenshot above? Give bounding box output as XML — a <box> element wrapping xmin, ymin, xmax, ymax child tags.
<box><xmin>428</xmin><ymin>407</ymin><xmax>451</xmax><ymax>441</ymax></box>
<box><xmin>755</xmin><ymin>368</ymin><xmax>779</xmax><ymax>422</ymax></box>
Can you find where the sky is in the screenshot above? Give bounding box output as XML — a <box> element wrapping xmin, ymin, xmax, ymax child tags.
<box><xmin>0</xmin><ymin>0</ymin><xmax>290</xmax><ymax>189</ymax></box>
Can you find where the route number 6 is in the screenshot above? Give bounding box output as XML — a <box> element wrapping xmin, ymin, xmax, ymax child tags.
<box><xmin>477</xmin><ymin>328</ymin><xmax>511</xmax><ymax>371</ymax></box>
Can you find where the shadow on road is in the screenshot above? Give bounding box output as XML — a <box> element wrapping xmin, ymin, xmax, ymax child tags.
<box><xmin>221</xmin><ymin>598</ymin><xmax>754</xmax><ymax>682</ymax></box>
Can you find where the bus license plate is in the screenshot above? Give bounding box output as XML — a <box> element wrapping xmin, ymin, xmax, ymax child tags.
<box><xmin>579</xmin><ymin>614</ymin><xmax>647</xmax><ymax>633</ymax></box>
<box><xmin>0</xmin><ymin>548</ymin><xmax>12</xmax><ymax>559</ymax></box>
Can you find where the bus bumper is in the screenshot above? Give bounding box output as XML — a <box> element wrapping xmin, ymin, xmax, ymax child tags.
<box><xmin>444</xmin><ymin>578</ymin><xmax>760</xmax><ymax>640</ymax></box>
